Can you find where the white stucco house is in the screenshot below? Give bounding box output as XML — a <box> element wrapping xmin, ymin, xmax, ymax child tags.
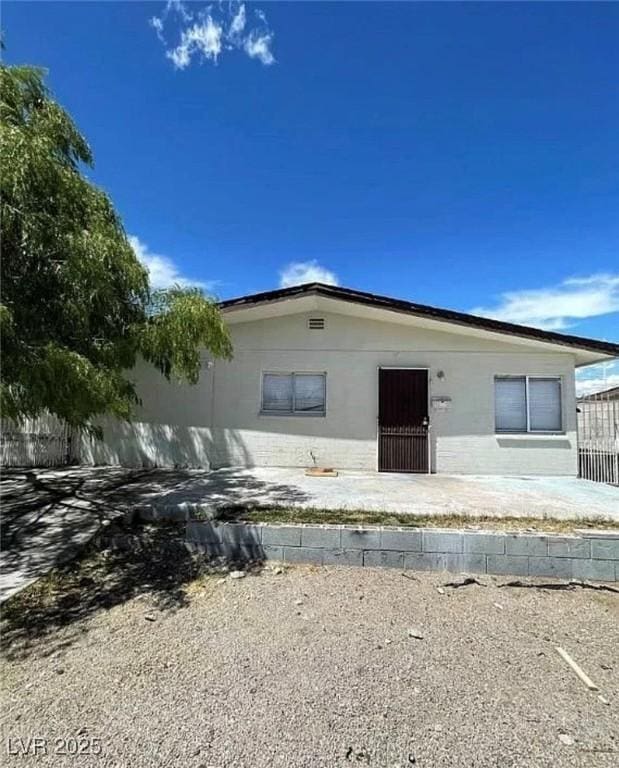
<box><xmin>80</xmin><ymin>283</ymin><xmax>618</xmax><ymax>476</ymax></box>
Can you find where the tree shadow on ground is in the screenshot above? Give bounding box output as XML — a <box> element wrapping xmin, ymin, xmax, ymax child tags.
<box><xmin>1</xmin><ymin>468</ymin><xmax>153</xmax><ymax>543</ymax></box>
<box><xmin>0</xmin><ymin>465</ymin><xmax>310</xmax><ymax>659</ymax></box>
<box><xmin>1</xmin><ymin>466</ymin><xmax>311</xmax><ymax>526</ymax></box>
<box><xmin>0</xmin><ymin>466</ymin><xmax>309</xmax><ymax>602</ymax></box>
<box><xmin>100</xmin><ymin>466</ymin><xmax>313</xmax><ymax>509</ymax></box>
<box><xmin>0</xmin><ymin>521</ymin><xmax>255</xmax><ymax>662</ymax></box>
<box><xmin>1</xmin><ymin>469</ymin><xmax>159</xmax><ymax>598</ymax></box>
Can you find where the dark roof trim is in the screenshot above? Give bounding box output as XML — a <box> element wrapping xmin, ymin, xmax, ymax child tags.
<box><xmin>219</xmin><ymin>283</ymin><xmax>619</xmax><ymax>357</ymax></box>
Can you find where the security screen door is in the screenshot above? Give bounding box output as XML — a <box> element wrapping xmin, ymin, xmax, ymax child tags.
<box><xmin>378</xmin><ymin>368</ymin><xmax>429</xmax><ymax>473</ymax></box>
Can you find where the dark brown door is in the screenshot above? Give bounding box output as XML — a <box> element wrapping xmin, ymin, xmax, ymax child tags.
<box><xmin>378</xmin><ymin>368</ymin><xmax>429</xmax><ymax>473</ymax></box>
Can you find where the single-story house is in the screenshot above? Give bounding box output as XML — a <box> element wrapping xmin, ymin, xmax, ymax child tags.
<box><xmin>80</xmin><ymin>283</ymin><xmax>619</xmax><ymax>475</ymax></box>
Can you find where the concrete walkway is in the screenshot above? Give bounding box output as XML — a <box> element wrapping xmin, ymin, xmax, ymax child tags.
<box><xmin>2</xmin><ymin>466</ymin><xmax>617</xmax><ymax>602</ymax></box>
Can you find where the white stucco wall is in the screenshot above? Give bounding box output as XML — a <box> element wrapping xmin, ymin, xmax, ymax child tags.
<box><xmin>80</xmin><ymin>309</ymin><xmax>578</xmax><ymax>475</ymax></box>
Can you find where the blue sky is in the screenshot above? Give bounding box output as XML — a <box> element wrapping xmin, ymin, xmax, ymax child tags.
<box><xmin>4</xmin><ymin>1</ymin><xmax>618</xmax><ymax>390</ymax></box>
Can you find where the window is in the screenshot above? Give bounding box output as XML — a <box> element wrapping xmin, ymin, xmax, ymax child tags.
<box><xmin>495</xmin><ymin>377</ymin><xmax>527</xmax><ymax>432</ymax></box>
<box><xmin>261</xmin><ymin>373</ymin><xmax>326</xmax><ymax>415</ymax></box>
<box><xmin>528</xmin><ymin>378</ymin><xmax>562</xmax><ymax>431</ymax></box>
<box><xmin>495</xmin><ymin>376</ymin><xmax>562</xmax><ymax>433</ymax></box>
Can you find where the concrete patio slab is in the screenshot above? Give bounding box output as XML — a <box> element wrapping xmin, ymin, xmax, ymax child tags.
<box><xmin>132</xmin><ymin>467</ymin><xmax>619</xmax><ymax>522</ymax></box>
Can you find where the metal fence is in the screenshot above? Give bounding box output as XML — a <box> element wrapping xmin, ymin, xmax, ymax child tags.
<box><xmin>0</xmin><ymin>415</ymin><xmax>72</xmax><ymax>467</ymax></box>
<box><xmin>577</xmin><ymin>390</ymin><xmax>619</xmax><ymax>485</ymax></box>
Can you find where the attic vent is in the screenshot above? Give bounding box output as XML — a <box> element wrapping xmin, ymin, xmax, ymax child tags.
<box><xmin>308</xmin><ymin>318</ymin><xmax>325</xmax><ymax>330</ymax></box>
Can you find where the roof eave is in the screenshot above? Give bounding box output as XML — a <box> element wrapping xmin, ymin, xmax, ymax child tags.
<box><xmin>219</xmin><ymin>283</ymin><xmax>619</xmax><ymax>361</ymax></box>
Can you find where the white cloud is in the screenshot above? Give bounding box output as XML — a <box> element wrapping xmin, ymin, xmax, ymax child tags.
<box><xmin>279</xmin><ymin>261</ymin><xmax>340</xmax><ymax>288</ymax></box>
<box><xmin>244</xmin><ymin>30</ymin><xmax>275</xmax><ymax>65</ymax></box>
<box><xmin>150</xmin><ymin>2</ymin><xmax>275</xmax><ymax>70</ymax></box>
<box><xmin>150</xmin><ymin>16</ymin><xmax>164</xmax><ymax>41</ymax></box>
<box><xmin>129</xmin><ymin>235</ymin><xmax>215</xmax><ymax>292</ymax></box>
<box><xmin>167</xmin><ymin>17</ymin><xmax>223</xmax><ymax>68</ymax></box>
<box><xmin>576</xmin><ymin>361</ymin><xmax>619</xmax><ymax>397</ymax></box>
<box><xmin>471</xmin><ymin>273</ymin><xmax>619</xmax><ymax>331</ymax></box>
<box><xmin>229</xmin><ymin>4</ymin><xmax>246</xmax><ymax>38</ymax></box>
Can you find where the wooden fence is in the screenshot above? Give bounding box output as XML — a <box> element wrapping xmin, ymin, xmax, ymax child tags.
<box><xmin>577</xmin><ymin>390</ymin><xmax>619</xmax><ymax>485</ymax></box>
<box><xmin>0</xmin><ymin>415</ymin><xmax>72</xmax><ymax>467</ymax></box>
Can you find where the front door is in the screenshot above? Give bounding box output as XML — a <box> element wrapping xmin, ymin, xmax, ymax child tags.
<box><xmin>378</xmin><ymin>368</ymin><xmax>429</xmax><ymax>473</ymax></box>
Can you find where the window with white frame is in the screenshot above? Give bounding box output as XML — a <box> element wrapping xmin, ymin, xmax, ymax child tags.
<box><xmin>261</xmin><ymin>373</ymin><xmax>326</xmax><ymax>415</ymax></box>
<box><xmin>495</xmin><ymin>376</ymin><xmax>562</xmax><ymax>433</ymax></box>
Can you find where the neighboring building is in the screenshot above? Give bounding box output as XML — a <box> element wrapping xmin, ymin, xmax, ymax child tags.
<box><xmin>79</xmin><ymin>283</ymin><xmax>619</xmax><ymax>476</ymax></box>
<box><xmin>578</xmin><ymin>385</ymin><xmax>619</xmax><ymax>402</ymax></box>
<box><xmin>577</xmin><ymin>384</ymin><xmax>619</xmax><ymax>444</ymax></box>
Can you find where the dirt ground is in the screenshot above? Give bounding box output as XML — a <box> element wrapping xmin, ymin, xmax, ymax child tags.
<box><xmin>1</xmin><ymin>543</ymin><xmax>618</xmax><ymax>768</ymax></box>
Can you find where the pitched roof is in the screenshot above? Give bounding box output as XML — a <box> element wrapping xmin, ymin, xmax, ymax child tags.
<box><xmin>219</xmin><ymin>282</ymin><xmax>619</xmax><ymax>359</ymax></box>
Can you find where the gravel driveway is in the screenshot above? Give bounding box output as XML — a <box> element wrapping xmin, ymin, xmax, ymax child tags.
<box><xmin>1</xmin><ymin>558</ymin><xmax>618</xmax><ymax>767</ymax></box>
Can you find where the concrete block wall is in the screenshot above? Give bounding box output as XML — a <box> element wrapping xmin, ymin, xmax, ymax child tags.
<box><xmin>185</xmin><ymin>521</ymin><xmax>619</xmax><ymax>582</ymax></box>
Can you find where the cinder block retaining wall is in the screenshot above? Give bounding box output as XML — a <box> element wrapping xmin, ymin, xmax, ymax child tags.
<box><xmin>185</xmin><ymin>521</ymin><xmax>619</xmax><ymax>582</ymax></box>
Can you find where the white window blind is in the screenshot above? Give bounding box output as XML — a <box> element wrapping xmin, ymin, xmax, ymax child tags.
<box><xmin>495</xmin><ymin>377</ymin><xmax>527</xmax><ymax>432</ymax></box>
<box><xmin>294</xmin><ymin>374</ymin><xmax>326</xmax><ymax>412</ymax></box>
<box><xmin>261</xmin><ymin>373</ymin><xmax>326</xmax><ymax>415</ymax></box>
<box><xmin>529</xmin><ymin>378</ymin><xmax>562</xmax><ymax>432</ymax></box>
<box><xmin>262</xmin><ymin>374</ymin><xmax>293</xmax><ymax>412</ymax></box>
<box><xmin>495</xmin><ymin>376</ymin><xmax>562</xmax><ymax>433</ymax></box>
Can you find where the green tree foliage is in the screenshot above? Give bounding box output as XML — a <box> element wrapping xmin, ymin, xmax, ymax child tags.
<box><xmin>0</xmin><ymin>64</ymin><xmax>232</xmax><ymax>430</ymax></box>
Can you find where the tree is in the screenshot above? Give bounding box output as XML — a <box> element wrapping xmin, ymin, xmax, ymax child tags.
<box><xmin>0</xmin><ymin>64</ymin><xmax>232</xmax><ymax>431</ymax></box>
